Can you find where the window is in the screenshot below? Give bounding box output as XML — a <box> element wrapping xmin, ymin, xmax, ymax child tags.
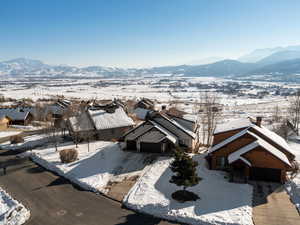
<box><xmin>216</xmin><ymin>156</ymin><xmax>227</xmax><ymax>169</ymax></box>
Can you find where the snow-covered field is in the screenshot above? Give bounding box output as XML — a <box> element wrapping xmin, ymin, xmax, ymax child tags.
<box><xmin>0</xmin><ymin>131</ymin><xmax>21</xmax><ymax>139</ymax></box>
<box><xmin>30</xmin><ymin>141</ymin><xmax>154</xmax><ymax>194</ymax></box>
<box><xmin>0</xmin><ymin>187</ymin><xmax>30</xmax><ymax>225</ymax></box>
<box><xmin>124</xmin><ymin>155</ymin><xmax>253</xmax><ymax>225</ymax></box>
<box><xmin>286</xmin><ymin>140</ymin><xmax>300</xmax><ymax>212</ymax></box>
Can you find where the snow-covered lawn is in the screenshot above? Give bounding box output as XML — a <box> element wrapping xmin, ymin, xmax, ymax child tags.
<box><xmin>0</xmin><ymin>187</ymin><xmax>30</xmax><ymax>225</ymax></box>
<box><xmin>0</xmin><ymin>134</ymin><xmax>62</xmax><ymax>151</ymax></box>
<box><xmin>0</xmin><ymin>131</ymin><xmax>21</xmax><ymax>139</ymax></box>
<box><xmin>286</xmin><ymin>140</ymin><xmax>300</xmax><ymax>211</ymax></box>
<box><xmin>30</xmin><ymin>141</ymin><xmax>154</xmax><ymax>194</ymax></box>
<box><xmin>124</xmin><ymin>155</ymin><xmax>253</xmax><ymax>225</ymax></box>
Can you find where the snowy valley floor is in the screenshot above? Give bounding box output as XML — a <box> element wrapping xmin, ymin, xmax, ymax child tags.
<box><xmin>0</xmin><ymin>187</ymin><xmax>30</xmax><ymax>225</ymax></box>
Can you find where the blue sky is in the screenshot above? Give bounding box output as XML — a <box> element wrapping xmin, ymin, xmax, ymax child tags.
<box><xmin>1</xmin><ymin>0</ymin><xmax>300</xmax><ymax>67</ymax></box>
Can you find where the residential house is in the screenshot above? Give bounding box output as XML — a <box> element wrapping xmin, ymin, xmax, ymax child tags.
<box><xmin>207</xmin><ymin>117</ymin><xmax>296</xmax><ymax>183</ymax></box>
<box><xmin>123</xmin><ymin>111</ymin><xmax>197</xmax><ymax>153</ymax></box>
<box><xmin>0</xmin><ymin>108</ymin><xmax>33</xmax><ymax>125</ymax></box>
<box><xmin>135</xmin><ymin>98</ymin><xmax>155</xmax><ymax>110</ymax></box>
<box><xmin>67</xmin><ymin>103</ymin><xmax>134</xmax><ymax>141</ymax></box>
<box><xmin>46</xmin><ymin>99</ymin><xmax>71</xmax><ymax>119</ymax></box>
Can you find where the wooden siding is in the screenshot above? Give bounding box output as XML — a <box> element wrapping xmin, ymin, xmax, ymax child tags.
<box><xmin>243</xmin><ymin>147</ymin><xmax>289</xmax><ymax>182</ymax></box>
<box><xmin>212</xmin><ymin>128</ymin><xmax>246</xmax><ymax>145</ymax></box>
<box><xmin>210</xmin><ymin>133</ymin><xmax>256</xmax><ymax>169</ymax></box>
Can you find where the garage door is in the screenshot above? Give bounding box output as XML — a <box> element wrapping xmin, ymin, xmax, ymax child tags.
<box><xmin>140</xmin><ymin>142</ymin><xmax>162</xmax><ymax>153</ymax></box>
<box><xmin>126</xmin><ymin>141</ymin><xmax>137</xmax><ymax>150</ymax></box>
<box><xmin>250</xmin><ymin>167</ymin><xmax>281</xmax><ymax>182</ymax></box>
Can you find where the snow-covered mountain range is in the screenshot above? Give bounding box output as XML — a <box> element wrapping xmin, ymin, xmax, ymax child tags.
<box><xmin>2</xmin><ymin>45</ymin><xmax>300</xmax><ymax>78</ymax></box>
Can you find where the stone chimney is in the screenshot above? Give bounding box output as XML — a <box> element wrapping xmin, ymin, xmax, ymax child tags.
<box><xmin>256</xmin><ymin>116</ymin><xmax>262</xmax><ymax>127</ymax></box>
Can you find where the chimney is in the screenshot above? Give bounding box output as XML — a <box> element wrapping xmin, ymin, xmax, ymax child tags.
<box><xmin>256</xmin><ymin>116</ymin><xmax>262</xmax><ymax>127</ymax></box>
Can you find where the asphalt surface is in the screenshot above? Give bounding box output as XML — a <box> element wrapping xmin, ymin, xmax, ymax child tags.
<box><xmin>0</xmin><ymin>151</ymin><xmax>178</xmax><ymax>225</ymax></box>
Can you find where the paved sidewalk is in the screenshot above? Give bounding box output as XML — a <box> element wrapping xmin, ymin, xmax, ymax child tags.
<box><xmin>252</xmin><ymin>181</ymin><xmax>300</xmax><ymax>225</ymax></box>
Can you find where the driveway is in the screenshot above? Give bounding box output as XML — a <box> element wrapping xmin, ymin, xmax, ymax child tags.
<box><xmin>0</xmin><ymin>151</ymin><xmax>178</xmax><ymax>225</ymax></box>
<box><xmin>251</xmin><ymin>181</ymin><xmax>300</xmax><ymax>225</ymax></box>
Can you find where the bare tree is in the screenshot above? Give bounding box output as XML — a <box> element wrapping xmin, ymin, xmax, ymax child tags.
<box><xmin>272</xmin><ymin>105</ymin><xmax>282</xmax><ymax>123</ymax></box>
<box><xmin>198</xmin><ymin>92</ymin><xmax>223</xmax><ymax>146</ymax></box>
<box><xmin>288</xmin><ymin>89</ymin><xmax>300</xmax><ymax>135</ymax></box>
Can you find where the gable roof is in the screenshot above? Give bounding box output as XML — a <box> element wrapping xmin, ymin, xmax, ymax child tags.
<box><xmin>123</xmin><ymin>121</ymin><xmax>154</xmax><ymax>140</ymax></box>
<box><xmin>228</xmin><ymin>132</ymin><xmax>291</xmax><ymax>167</ymax></box>
<box><xmin>88</xmin><ymin>107</ymin><xmax>134</xmax><ymax>130</ymax></box>
<box><xmin>149</xmin><ymin>120</ymin><xmax>178</xmax><ymax>144</ymax></box>
<box><xmin>0</xmin><ymin>108</ymin><xmax>30</xmax><ymax>121</ymax></box>
<box><xmin>251</xmin><ymin>125</ymin><xmax>295</xmax><ymax>156</ymax></box>
<box><xmin>153</xmin><ymin>113</ymin><xmax>196</xmax><ymax>139</ymax></box>
<box><xmin>209</xmin><ymin>128</ymin><xmax>250</xmax><ymax>153</ymax></box>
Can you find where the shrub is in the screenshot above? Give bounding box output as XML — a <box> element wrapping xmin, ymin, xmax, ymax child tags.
<box><xmin>59</xmin><ymin>149</ymin><xmax>78</xmax><ymax>163</ymax></box>
<box><xmin>10</xmin><ymin>135</ymin><xmax>24</xmax><ymax>144</ymax></box>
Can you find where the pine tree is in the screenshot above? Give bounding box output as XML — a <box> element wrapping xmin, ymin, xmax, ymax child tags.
<box><xmin>169</xmin><ymin>147</ymin><xmax>201</xmax><ymax>191</ymax></box>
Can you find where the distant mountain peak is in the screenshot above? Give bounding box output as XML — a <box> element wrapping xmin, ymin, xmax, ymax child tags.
<box><xmin>239</xmin><ymin>44</ymin><xmax>300</xmax><ymax>63</ymax></box>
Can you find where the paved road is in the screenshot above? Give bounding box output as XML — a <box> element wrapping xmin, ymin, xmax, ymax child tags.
<box><xmin>0</xmin><ymin>151</ymin><xmax>178</xmax><ymax>225</ymax></box>
<box><xmin>251</xmin><ymin>181</ymin><xmax>300</xmax><ymax>225</ymax></box>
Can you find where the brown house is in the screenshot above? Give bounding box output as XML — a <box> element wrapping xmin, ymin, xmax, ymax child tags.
<box><xmin>207</xmin><ymin>117</ymin><xmax>296</xmax><ymax>183</ymax></box>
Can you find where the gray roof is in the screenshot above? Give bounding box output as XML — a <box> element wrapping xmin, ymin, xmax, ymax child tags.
<box><xmin>156</xmin><ymin>114</ymin><xmax>196</xmax><ymax>139</ymax></box>
<box><xmin>88</xmin><ymin>107</ymin><xmax>134</xmax><ymax>130</ymax></box>
<box><xmin>124</xmin><ymin>122</ymin><xmax>153</xmax><ymax>140</ymax></box>
<box><xmin>0</xmin><ymin>108</ymin><xmax>30</xmax><ymax>121</ymax></box>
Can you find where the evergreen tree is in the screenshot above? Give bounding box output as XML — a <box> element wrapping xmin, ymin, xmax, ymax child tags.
<box><xmin>170</xmin><ymin>147</ymin><xmax>201</xmax><ymax>191</ymax></box>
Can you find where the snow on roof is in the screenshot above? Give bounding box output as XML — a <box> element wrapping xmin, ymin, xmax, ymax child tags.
<box><xmin>228</xmin><ymin>133</ymin><xmax>291</xmax><ymax>167</ymax></box>
<box><xmin>239</xmin><ymin>157</ymin><xmax>252</xmax><ymax>166</ymax></box>
<box><xmin>209</xmin><ymin>129</ymin><xmax>249</xmax><ymax>153</ymax></box>
<box><xmin>0</xmin><ymin>108</ymin><xmax>30</xmax><ymax>121</ymax></box>
<box><xmin>182</xmin><ymin>114</ymin><xmax>198</xmax><ymax>123</ymax></box>
<box><xmin>214</xmin><ymin>118</ymin><xmax>253</xmax><ymax>134</ymax></box>
<box><xmin>252</xmin><ymin>125</ymin><xmax>295</xmax><ymax>156</ymax></box>
<box><xmin>149</xmin><ymin>121</ymin><xmax>178</xmax><ymax>144</ymax></box>
<box><xmin>134</xmin><ymin>107</ymin><xmax>151</xmax><ymax>120</ymax></box>
<box><xmin>69</xmin><ymin>112</ymin><xmax>94</xmax><ymax>132</ymax></box>
<box><xmin>88</xmin><ymin>107</ymin><xmax>134</xmax><ymax>130</ymax></box>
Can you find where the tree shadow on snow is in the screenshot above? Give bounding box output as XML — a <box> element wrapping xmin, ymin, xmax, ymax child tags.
<box><xmin>153</xmin><ymin>156</ymin><xmax>253</xmax><ymax>218</ymax></box>
<box><xmin>116</xmin><ymin>211</ymin><xmax>180</xmax><ymax>225</ymax></box>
